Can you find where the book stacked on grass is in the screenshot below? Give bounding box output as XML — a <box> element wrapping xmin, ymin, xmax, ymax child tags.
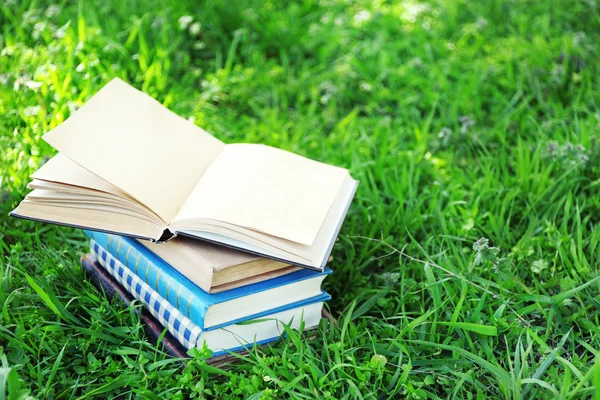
<box><xmin>85</xmin><ymin>230</ymin><xmax>331</xmax><ymax>355</ymax></box>
<box><xmin>10</xmin><ymin>78</ymin><xmax>358</xmax><ymax>356</ymax></box>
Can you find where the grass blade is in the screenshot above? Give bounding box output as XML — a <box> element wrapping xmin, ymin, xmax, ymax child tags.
<box><xmin>437</xmin><ymin>322</ymin><xmax>498</xmax><ymax>336</ymax></box>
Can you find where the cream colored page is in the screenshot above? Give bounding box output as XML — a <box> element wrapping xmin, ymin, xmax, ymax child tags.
<box><xmin>137</xmin><ymin>238</ymin><xmax>214</xmax><ymax>292</ymax></box>
<box><xmin>174</xmin><ymin>143</ymin><xmax>348</xmax><ymax>245</ymax></box>
<box><xmin>139</xmin><ymin>236</ymin><xmax>261</xmax><ymax>271</ymax></box>
<box><xmin>12</xmin><ymin>201</ymin><xmax>164</xmax><ymax>239</ymax></box>
<box><xmin>43</xmin><ymin>78</ymin><xmax>225</xmax><ymax>222</ymax></box>
<box><xmin>144</xmin><ymin>236</ymin><xmax>262</xmax><ymax>269</ymax></box>
<box><xmin>177</xmin><ymin>174</ymin><xmax>358</xmax><ymax>266</ymax></box>
<box><xmin>32</xmin><ymin>154</ymin><xmax>128</xmax><ymax>197</ymax></box>
<box><xmin>140</xmin><ymin>237</ymin><xmax>212</xmax><ymax>271</ymax></box>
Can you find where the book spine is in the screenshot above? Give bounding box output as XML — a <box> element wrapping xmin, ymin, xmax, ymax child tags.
<box><xmin>81</xmin><ymin>254</ymin><xmax>189</xmax><ymax>359</ymax></box>
<box><xmin>90</xmin><ymin>240</ymin><xmax>202</xmax><ymax>350</ymax></box>
<box><xmin>86</xmin><ymin>231</ymin><xmax>209</xmax><ymax>328</ymax></box>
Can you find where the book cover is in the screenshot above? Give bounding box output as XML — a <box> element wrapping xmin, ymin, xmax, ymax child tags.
<box><xmin>86</xmin><ymin>231</ymin><xmax>331</xmax><ymax>329</ymax></box>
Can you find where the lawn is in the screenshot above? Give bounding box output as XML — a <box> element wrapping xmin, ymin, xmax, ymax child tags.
<box><xmin>1</xmin><ymin>0</ymin><xmax>600</xmax><ymax>398</ymax></box>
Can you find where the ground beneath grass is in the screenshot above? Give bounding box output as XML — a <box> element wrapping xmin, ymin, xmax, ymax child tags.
<box><xmin>1</xmin><ymin>0</ymin><xmax>600</xmax><ymax>398</ymax></box>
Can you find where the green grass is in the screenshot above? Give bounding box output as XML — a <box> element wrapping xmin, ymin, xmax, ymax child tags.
<box><xmin>1</xmin><ymin>0</ymin><xmax>600</xmax><ymax>398</ymax></box>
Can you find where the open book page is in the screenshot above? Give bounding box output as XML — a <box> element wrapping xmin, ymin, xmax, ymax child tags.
<box><xmin>141</xmin><ymin>235</ymin><xmax>266</xmax><ymax>271</ymax></box>
<box><xmin>12</xmin><ymin>201</ymin><xmax>165</xmax><ymax>239</ymax></box>
<box><xmin>28</xmin><ymin>179</ymin><xmax>94</xmax><ymax>194</ymax></box>
<box><xmin>42</xmin><ymin>78</ymin><xmax>225</xmax><ymax>222</ymax></box>
<box><xmin>137</xmin><ymin>237</ymin><xmax>215</xmax><ymax>292</ymax></box>
<box><xmin>30</xmin><ymin>153</ymin><xmax>164</xmax><ymax>224</ymax></box>
<box><xmin>137</xmin><ymin>236</ymin><xmax>295</xmax><ymax>292</ymax></box>
<box><xmin>32</xmin><ymin>154</ymin><xmax>130</xmax><ymax>199</ymax></box>
<box><xmin>175</xmin><ymin>174</ymin><xmax>358</xmax><ymax>268</ymax></box>
<box><xmin>25</xmin><ymin>189</ymin><xmax>164</xmax><ymax>225</ymax></box>
<box><xmin>173</xmin><ymin>143</ymin><xmax>349</xmax><ymax>246</ymax></box>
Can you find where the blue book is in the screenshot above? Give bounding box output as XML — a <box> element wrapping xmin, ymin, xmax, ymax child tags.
<box><xmin>85</xmin><ymin>231</ymin><xmax>331</xmax><ymax>330</ymax></box>
<box><xmin>90</xmin><ymin>241</ymin><xmax>326</xmax><ymax>355</ymax></box>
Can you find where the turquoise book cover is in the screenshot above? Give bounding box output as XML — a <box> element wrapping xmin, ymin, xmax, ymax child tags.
<box><xmin>85</xmin><ymin>230</ymin><xmax>331</xmax><ymax>330</ymax></box>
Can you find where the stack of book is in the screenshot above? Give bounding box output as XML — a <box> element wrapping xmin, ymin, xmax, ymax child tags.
<box><xmin>11</xmin><ymin>78</ymin><xmax>358</xmax><ymax>357</ymax></box>
<box><xmin>85</xmin><ymin>230</ymin><xmax>331</xmax><ymax>355</ymax></box>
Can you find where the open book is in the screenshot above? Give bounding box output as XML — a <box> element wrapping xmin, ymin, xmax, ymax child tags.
<box><xmin>11</xmin><ymin>78</ymin><xmax>358</xmax><ymax>270</ymax></box>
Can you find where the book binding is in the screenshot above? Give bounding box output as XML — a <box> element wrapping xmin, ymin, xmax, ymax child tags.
<box><xmin>81</xmin><ymin>254</ymin><xmax>189</xmax><ymax>358</ymax></box>
<box><xmin>90</xmin><ymin>240</ymin><xmax>203</xmax><ymax>349</ymax></box>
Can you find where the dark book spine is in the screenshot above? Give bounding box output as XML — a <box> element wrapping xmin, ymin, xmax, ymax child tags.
<box><xmin>81</xmin><ymin>254</ymin><xmax>189</xmax><ymax>358</ymax></box>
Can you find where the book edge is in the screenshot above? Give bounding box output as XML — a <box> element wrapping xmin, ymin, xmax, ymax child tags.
<box><xmin>317</xmin><ymin>178</ymin><xmax>359</xmax><ymax>269</ymax></box>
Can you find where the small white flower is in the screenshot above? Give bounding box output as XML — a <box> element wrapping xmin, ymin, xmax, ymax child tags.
<box><xmin>23</xmin><ymin>9</ymin><xmax>40</xmax><ymax>25</ymax></box>
<box><xmin>24</xmin><ymin>105</ymin><xmax>41</xmax><ymax>117</ymax></box>
<box><xmin>45</xmin><ymin>5</ymin><xmax>60</xmax><ymax>18</ymax></box>
<box><xmin>33</xmin><ymin>21</ymin><xmax>48</xmax><ymax>40</ymax></box>
<box><xmin>410</xmin><ymin>57</ymin><xmax>423</xmax><ymax>67</ymax></box>
<box><xmin>459</xmin><ymin>115</ymin><xmax>476</xmax><ymax>134</ymax></box>
<box><xmin>438</xmin><ymin>127</ymin><xmax>452</xmax><ymax>139</ymax></box>
<box><xmin>24</xmin><ymin>80</ymin><xmax>43</xmax><ymax>90</ymax></box>
<box><xmin>13</xmin><ymin>73</ymin><xmax>32</xmax><ymax>91</ymax></box>
<box><xmin>55</xmin><ymin>21</ymin><xmax>70</xmax><ymax>39</ymax></box>
<box><xmin>189</xmin><ymin>22</ymin><xmax>201</xmax><ymax>36</ymax></box>
<box><xmin>353</xmin><ymin>10</ymin><xmax>371</xmax><ymax>26</ymax></box>
<box><xmin>1</xmin><ymin>46</ymin><xmax>14</xmax><ymax>56</ymax></box>
<box><xmin>359</xmin><ymin>82</ymin><xmax>373</xmax><ymax>92</ymax></box>
<box><xmin>476</xmin><ymin>17</ymin><xmax>488</xmax><ymax>30</ymax></box>
<box><xmin>178</xmin><ymin>15</ymin><xmax>193</xmax><ymax>30</ymax></box>
<box><xmin>401</xmin><ymin>1</ymin><xmax>429</xmax><ymax>23</ymax></box>
<box><xmin>573</xmin><ymin>31</ymin><xmax>586</xmax><ymax>46</ymax></box>
<box><xmin>152</xmin><ymin>17</ymin><xmax>164</xmax><ymax>30</ymax></box>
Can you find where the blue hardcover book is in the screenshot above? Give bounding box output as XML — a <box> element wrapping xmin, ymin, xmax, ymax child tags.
<box><xmin>90</xmin><ymin>242</ymin><xmax>327</xmax><ymax>355</ymax></box>
<box><xmin>85</xmin><ymin>231</ymin><xmax>331</xmax><ymax>330</ymax></box>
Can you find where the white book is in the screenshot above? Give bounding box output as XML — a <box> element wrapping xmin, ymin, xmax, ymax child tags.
<box><xmin>11</xmin><ymin>78</ymin><xmax>358</xmax><ymax>270</ymax></box>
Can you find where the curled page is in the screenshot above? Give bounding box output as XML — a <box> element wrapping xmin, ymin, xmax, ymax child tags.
<box><xmin>43</xmin><ymin>78</ymin><xmax>225</xmax><ymax>222</ymax></box>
